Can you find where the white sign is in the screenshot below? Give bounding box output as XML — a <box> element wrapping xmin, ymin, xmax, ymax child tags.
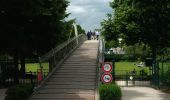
<box><xmin>102</xmin><ymin>63</ymin><xmax>112</xmax><ymax>72</ymax></box>
<box><xmin>102</xmin><ymin>73</ymin><xmax>113</xmax><ymax>84</ymax></box>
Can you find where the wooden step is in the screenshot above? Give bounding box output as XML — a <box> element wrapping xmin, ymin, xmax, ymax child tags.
<box><xmin>41</xmin><ymin>84</ymin><xmax>95</xmax><ymax>90</ymax></box>
<box><xmin>30</xmin><ymin>40</ymin><xmax>99</xmax><ymax>100</ymax></box>
<box><xmin>36</xmin><ymin>88</ymin><xmax>95</xmax><ymax>94</ymax></box>
<box><xmin>56</xmin><ymin>70</ymin><xmax>96</xmax><ymax>73</ymax></box>
<box><xmin>59</xmin><ymin>67</ymin><xmax>96</xmax><ymax>70</ymax></box>
<box><xmin>49</xmin><ymin>77</ymin><xmax>95</xmax><ymax>81</ymax></box>
<box><xmin>51</xmin><ymin>74</ymin><xmax>96</xmax><ymax>78</ymax></box>
<box><xmin>45</xmin><ymin>81</ymin><xmax>95</xmax><ymax>86</ymax></box>
<box><xmin>53</xmin><ymin>72</ymin><xmax>96</xmax><ymax>76</ymax></box>
<box><xmin>32</xmin><ymin>93</ymin><xmax>95</xmax><ymax>100</ymax></box>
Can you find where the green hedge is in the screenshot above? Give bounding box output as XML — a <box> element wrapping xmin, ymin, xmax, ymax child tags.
<box><xmin>5</xmin><ymin>84</ymin><xmax>34</xmax><ymax>100</ymax></box>
<box><xmin>99</xmin><ymin>84</ymin><xmax>122</xmax><ymax>100</ymax></box>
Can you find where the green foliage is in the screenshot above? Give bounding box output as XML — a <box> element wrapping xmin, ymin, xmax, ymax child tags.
<box><xmin>5</xmin><ymin>84</ymin><xmax>34</xmax><ymax>100</ymax></box>
<box><xmin>105</xmin><ymin>40</ymin><xmax>118</xmax><ymax>48</ymax></box>
<box><xmin>101</xmin><ymin>0</ymin><xmax>170</xmax><ymax>50</ymax></box>
<box><xmin>124</xmin><ymin>44</ymin><xmax>151</xmax><ymax>61</ymax></box>
<box><xmin>0</xmin><ymin>0</ymin><xmax>71</xmax><ymax>83</ymax></box>
<box><xmin>99</xmin><ymin>84</ymin><xmax>122</xmax><ymax>100</ymax></box>
<box><xmin>162</xmin><ymin>70</ymin><xmax>170</xmax><ymax>86</ymax></box>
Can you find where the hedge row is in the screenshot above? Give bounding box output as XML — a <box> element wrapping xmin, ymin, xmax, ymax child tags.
<box><xmin>99</xmin><ymin>84</ymin><xmax>122</xmax><ymax>100</ymax></box>
<box><xmin>5</xmin><ymin>84</ymin><xmax>34</xmax><ymax>100</ymax></box>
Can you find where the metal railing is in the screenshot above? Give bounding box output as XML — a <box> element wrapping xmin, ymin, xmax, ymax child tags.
<box><xmin>37</xmin><ymin>34</ymin><xmax>87</xmax><ymax>86</ymax></box>
<box><xmin>95</xmin><ymin>38</ymin><xmax>105</xmax><ymax>100</ymax></box>
<box><xmin>97</xmin><ymin>38</ymin><xmax>105</xmax><ymax>84</ymax></box>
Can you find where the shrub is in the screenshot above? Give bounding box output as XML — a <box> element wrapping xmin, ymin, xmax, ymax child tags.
<box><xmin>99</xmin><ymin>84</ymin><xmax>122</xmax><ymax>100</ymax></box>
<box><xmin>5</xmin><ymin>84</ymin><xmax>34</xmax><ymax>100</ymax></box>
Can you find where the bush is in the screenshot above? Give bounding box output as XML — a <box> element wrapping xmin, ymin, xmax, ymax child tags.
<box><xmin>5</xmin><ymin>84</ymin><xmax>34</xmax><ymax>100</ymax></box>
<box><xmin>99</xmin><ymin>84</ymin><xmax>122</xmax><ymax>100</ymax></box>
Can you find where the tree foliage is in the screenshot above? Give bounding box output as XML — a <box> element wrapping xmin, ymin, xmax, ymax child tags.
<box><xmin>102</xmin><ymin>0</ymin><xmax>170</xmax><ymax>48</ymax></box>
<box><xmin>0</xmin><ymin>0</ymin><xmax>69</xmax><ymax>54</ymax></box>
<box><xmin>0</xmin><ymin>0</ymin><xmax>71</xmax><ymax>83</ymax></box>
<box><xmin>101</xmin><ymin>0</ymin><xmax>170</xmax><ymax>84</ymax></box>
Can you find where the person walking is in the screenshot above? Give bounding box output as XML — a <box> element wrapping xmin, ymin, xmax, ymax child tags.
<box><xmin>92</xmin><ymin>32</ymin><xmax>96</xmax><ymax>40</ymax></box>
<box><xmin>87</xmin><ymin>31</ymin><xmax>91</xmax><ymax>40</ymax></box>
<box><xmin>95</xmin><ymin>31</ymin><xmax>100</xmax><ymax>40</ymax></box>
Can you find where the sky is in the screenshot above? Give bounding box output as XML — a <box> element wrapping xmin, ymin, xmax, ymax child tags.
<box><xmin>66</xmin><ymin>0</ymin><xmax>113</xmax><ymax>32</ymax></box>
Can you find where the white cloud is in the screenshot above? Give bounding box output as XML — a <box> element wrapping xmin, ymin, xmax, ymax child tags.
<box><xmin>67</xmin><ymin>6</ymin><xmax>87</xmax><ymax>14</ymax></box>
<box><xmin>66</xmin><ymin>0</ymin><xmax>112</xmax><ymax>32</ymax></box>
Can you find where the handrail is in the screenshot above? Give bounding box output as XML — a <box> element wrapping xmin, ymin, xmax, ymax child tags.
<box><xmin>29</xmin><ymin>34</ymin><xmax>87</xmax><ymax>100</ymax></box>
<box><xmin>95</xmin><ymin>37</ymin><xmax>105</xmax><ymax>100</ymax></box>
<box><xmin>40</xmin><ymin>34</ymin><xmax>85</xmax><ymax>61</ymax></box>
<box><xmin>98</xmin><ymin>38</ymin><xmax>105</xmax><ymax>63</ymax></box>
<box><xmin>37</xmin><ymin>34</ymin><xmax>87</xmax><ymax>85</ymax></box>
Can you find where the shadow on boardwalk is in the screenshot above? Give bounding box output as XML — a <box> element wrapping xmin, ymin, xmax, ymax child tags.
<box><xmin>121</xmin><ymin>87</ymin><xmax>170</xmax><ymax>100</ymax></box>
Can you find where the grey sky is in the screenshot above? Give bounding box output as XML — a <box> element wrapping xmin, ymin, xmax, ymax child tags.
<box><xmin>66</xmin><ymin>0</ymin><xmax>112</xmax><ymax>32</ymax></box>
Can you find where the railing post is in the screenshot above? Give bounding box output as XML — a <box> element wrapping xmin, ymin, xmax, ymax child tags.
<box><xmin>52</xmin><ymin>48</ymin><xmax>57</xmax><ymax>66</ymax></box>
<box><xmin>30</xmin><ymin>71</ymin><xmax>33</xmax><ymax>84</ymax></box>
<box><xmin>126</xmin><ymin>72</ymin><xmax>128</xmax><ymax>87</ymax></box>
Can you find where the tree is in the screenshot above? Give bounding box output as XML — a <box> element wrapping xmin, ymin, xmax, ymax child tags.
<box><xmin>101</xmin><ymin>14</ymin><xmax>119</xmax><ymax>48</ymax></box>
<box><xmin>102</xmin><ymin>0</ymin><xmax>170</xmax><ymax>85</ymax></box>
<box><xmin>0</xmin><ymin>0</ymin><xmax>69</xmax><ymax>83</ymax></box>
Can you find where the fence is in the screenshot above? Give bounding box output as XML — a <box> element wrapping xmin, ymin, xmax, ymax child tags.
<box><xmin>0</xmin><ymin>34</ymin><xmax>87</xmax><ymax>87</ymax></box>
<box><xmin>115</xmin><ymin>70</ymin><xmax>151</xmax><ymax>87</ymax></box>
<box><xmin>96</xmin><ymin>38</ymin><xmax>105</xmax><ymax>86</ymax></box>
<box><xmin>0</xmin><ymin>60</ymin><xmax>49</xmax><ymax>86</ymax></box>
<box><xmin>159</xmin><ymin>59</ymin><xmax>170</xmax><ymax>86</ymax></box>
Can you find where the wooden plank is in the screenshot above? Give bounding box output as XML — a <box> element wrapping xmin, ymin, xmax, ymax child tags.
<box><xmin>37</xmin><ymin>89</ymin><xmax>95</xmax><ymax>94</ymax></box>
<box><xmin>51</xmin><ymin>74</ymin><xmax>96</xmax><ymax>77</ymax></box>
<box><xmin>45</xmin><ymin>81</ymin><xmax>95</xmax><ymax>86</ymax></box>
<box><xmin>59</xmin><ymin>67</ymin><xmax>96</xmax><ymax>70</ymax></box>
<box><xmin>57</xmin><ymin>69</ymin><xmax>96</xmax><ymax>72</ymax></box>
<box><xmin>53</xmin><ymin>72</ymin><xmax>96</xmax><ymax>76</ymax></box>
<box><xmin>32</xmin><ymin>93</ymin><xmax>95</xmax><ymax>100</ymax></box>
<box><xmin>49</xmin><ymin>77</ymin><xmax>95</xmax><ymax>82</ymax></box>
<box><xmin>41</xmin><ymin>85</ymin><xmax>95</xmax><ymax>90</ymax></box>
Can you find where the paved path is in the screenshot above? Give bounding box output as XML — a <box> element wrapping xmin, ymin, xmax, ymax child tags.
<box><xmin>31</xmin><ymin>40</ymin><xmax>99</xmax><ymax>100</ymax></box>
<box><xmin>122</xmin><ymin>87</ymin><xmax>170</xmax><ymax>100</ymax></box>
<box><xmin>0</xmin><ymin>89</ymin><xmax>7</xmax><ymax>100</ymax></box>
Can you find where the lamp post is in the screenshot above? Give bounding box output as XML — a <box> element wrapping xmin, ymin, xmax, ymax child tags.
<box><xmin>118</xmin><ymin>38</ymin><xmax>123</xmax><ymax>53</ymax></box>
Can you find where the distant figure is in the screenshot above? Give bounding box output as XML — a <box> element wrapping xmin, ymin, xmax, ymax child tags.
<box><xmin>95</xmin><ymin>31</ymin><xmax>100</xmax><ymax>40</ymax></box>
<box><xmin>87</xmin><ymin>31</ymin><xmax>91</xmax><ymax>40</ymax></box>
<box><xmin>91</xmin><ymin>32</ymin><xmax>96</xmax><ymax>40</ymax></box>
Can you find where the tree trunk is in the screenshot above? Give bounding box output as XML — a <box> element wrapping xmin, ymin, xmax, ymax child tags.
<box><xmin>14</xmin><ymin>50</ymin><xmax>19</xmax><ymax>84</ymax></box>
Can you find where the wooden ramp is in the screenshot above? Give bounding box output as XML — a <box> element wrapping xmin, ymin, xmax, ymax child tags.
<box><xmin>31</xmin><ymin>40</ymin><xmax>99</xmax><ymax>100</ymax></box>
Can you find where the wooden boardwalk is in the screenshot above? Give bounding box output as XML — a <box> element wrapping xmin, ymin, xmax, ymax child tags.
<box><xmin>31</xmin><ymin>40</ymin><xmax>99</xmax><ymax>100</ymax></box>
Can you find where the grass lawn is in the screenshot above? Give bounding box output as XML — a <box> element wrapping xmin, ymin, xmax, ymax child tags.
<box><xmin>19</xmin><ymin>63</ymin><xmax>49</xmax><ymax>73</ymax></box>
<box><xmin>115</xmin><ymin>61</ymin><xmax>150</xmax><ymax>75</ymax></box>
